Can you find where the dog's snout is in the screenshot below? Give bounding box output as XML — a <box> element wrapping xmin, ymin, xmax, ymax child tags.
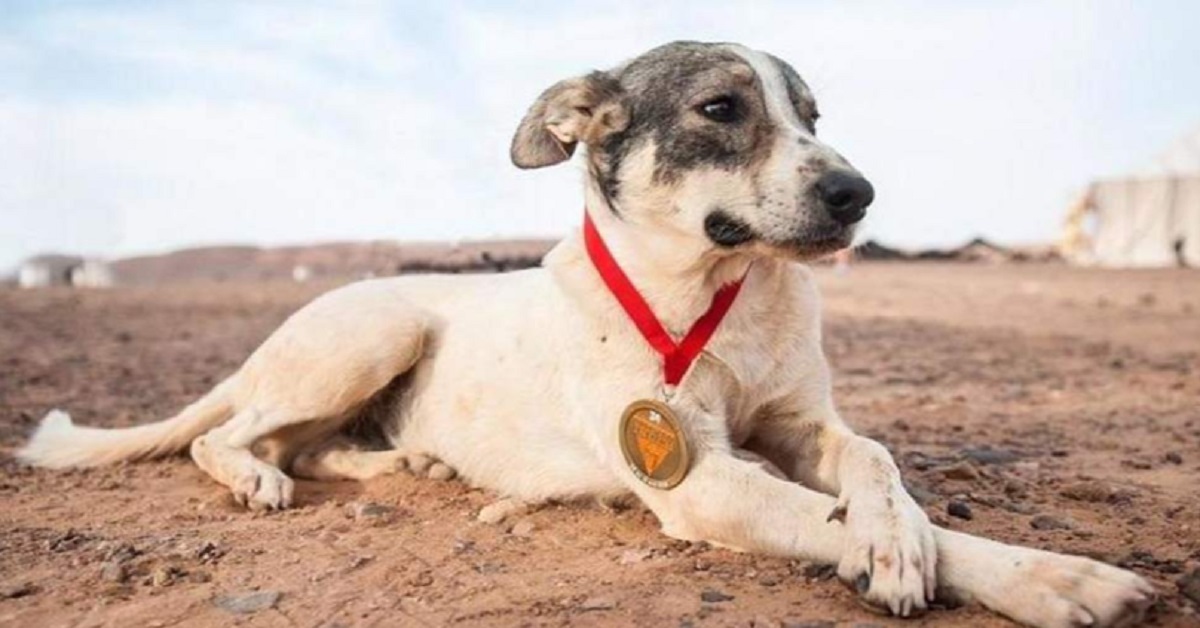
<box><xmin>815</xmin><ymin>171</ymin><xmax>874</xmax><ymax>226</ymax></box>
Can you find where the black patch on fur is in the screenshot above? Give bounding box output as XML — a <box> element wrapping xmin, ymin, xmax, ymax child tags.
<box><xmin>704</xmin><ymin>211</ymin><xmax>756</xmax><ymax>247</ymax></box>
<box><xmin>766</xmin><ymin>53</ymin><xmax>819</xmax><ymax>133</ymax></box>
<box><xmin>589</xmin><ymin>41</ymin><xmax>777</xmax><ymax>207</ymax></box>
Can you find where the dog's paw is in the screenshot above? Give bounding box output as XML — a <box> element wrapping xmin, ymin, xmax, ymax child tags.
<box><xmin>231</xmin><ymin>464</ymin><xmax>294</xmax><ymax>511</ymax></box>
<box><xmin>833</xmin><ymin>488</ymin><xmax>937</xmax><ymax>617</ymax></box>
<box><xmin>984</xmin><ymin>548</ymin><xmax>1154</xmax><ymax>628</ymax></box>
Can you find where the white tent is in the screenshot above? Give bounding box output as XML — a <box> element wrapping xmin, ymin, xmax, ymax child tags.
<box><xmin>1061</xmin><ymin>127</ymin><xmax>1200</xmax><ymax>267</ymax></box>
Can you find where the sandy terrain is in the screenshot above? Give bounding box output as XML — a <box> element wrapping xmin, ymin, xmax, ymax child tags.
<box><xmin>1</xmin><ymin>262</ymin><xmax>1198</xmax><ymax>627</ymax></box>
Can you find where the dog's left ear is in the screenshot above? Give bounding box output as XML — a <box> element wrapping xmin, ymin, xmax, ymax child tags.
<box><xmin>511</xmin><ymin>71</ymin><xmax>629</xmax><ymax>169</ymax></box>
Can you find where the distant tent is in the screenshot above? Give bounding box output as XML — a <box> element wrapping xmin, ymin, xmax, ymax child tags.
<box><xmin>1061</xmin><ymin>127</ymin><xmax>1200</xmax><ymax>267</ymax></box>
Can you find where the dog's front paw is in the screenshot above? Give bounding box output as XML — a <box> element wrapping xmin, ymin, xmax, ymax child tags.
<box><xmin>982</xmin><ymin>548</ymin><xmax>1154</xmax><ymax>628</ymax></box>
<box><xmin>832</xmin><ymin>488</ymin><xmax>937</xmax><ymax>617</ymax></box>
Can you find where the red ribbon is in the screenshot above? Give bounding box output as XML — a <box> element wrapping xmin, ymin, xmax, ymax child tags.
<box><xmin>583</xmin><ymin>211</ymin><xmax>748</xmax><ymax>387</ymax></box>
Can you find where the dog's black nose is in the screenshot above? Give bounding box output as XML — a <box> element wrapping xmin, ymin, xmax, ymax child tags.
<box><xmin>815</xmin><ymin>171</ymin><xmax>874</xmax><ymax>226</ymax></box>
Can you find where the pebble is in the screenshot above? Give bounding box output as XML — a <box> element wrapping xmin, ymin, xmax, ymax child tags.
<box><xmin>938</xmin><ymin>461</ymin><xmax>980</xmax><ymax>481</ymax></box>
<box><xmin>782</xmin><ymin>621</ymin><xmax>835</xmax><ymax>628</ymax></box>
<box><xmin>1030</xmin><ymin>515</ymin><xmax>1073</xmax><ymax>531</ymax></box>
<box><xmin>1178</xmin><ymin>568</ymin><xmax>1200</xmax><ymax>606</ymax></box>
<box><xmin>509</xmin><ymin>519</ymin><xmax>535</xmax><ymax>537</ymax></box>
<box><xmin>1060</xmin><ymin>481</ymin><xmax>1114</xmax><ymax>503</ymax></box>
<box><xmin>0</xmin><ymin>582</ymin><xmax>37</xmax><ymax>599</ymax></box>
<box><xmin>961</xmin><ymin>447</ymin><xmax>1020</xmax><ymax>465</ymax></box>
<box><xmin>947</xmin><ymin>500</ymin><xmax>974</xmax><ymax>520</ymax></box>
<box><xmin>700</xmin><ymin>589</ymin><xmax>734</xmax><ymax>603</ymax></box>
<box><xmin>619</xmin><ymin>549</ymin><xmax>651</xmax><ymax>565</ymax></box>
<box><xmin>477</xmin><ymin>498</ymin><xmax>528</xmax><ymax>525</ymax></box>
<box><xmin>150</xmin><ymin>566</ymin><xmax>178</xmax><ymax>588</ymax></box>
<box><xmin>1164</xmin><ymin>452</ymin><xmax>1183</xmax><ymax>465</ymax></box>
<box><xmin>214</xmin><ymin>591</ymin><xmax>281</xmax><ymax>615</ymax></box>
<box><xmin>349</xmin><ymin>502</ymin><xmax>396</xmax><ymax>525</ymax></box>
<box><xmin>800</xmin><ymin>563</ymin><xmax>836</xmax><ymax>581</ymax></box>
<box><xmin>427</xmin><ymin>463</ymin><xmax>457</xmax><ymax>481</ymax></box>
<box><xmin>580</xmin><ymin>596</ymin><xmax>617</xmax><ymax>611</ymax></box>
<box><xmin>410</xmin><ymin>571</ymin><xmax>434</xmax><ymax>587</ymax></box>
<box><xmin>100</xmin><ymin>561</ymin><xmax>127</xmax><ymax>583</ymax></box>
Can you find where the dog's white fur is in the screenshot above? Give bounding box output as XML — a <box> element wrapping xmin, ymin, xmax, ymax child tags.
<box><xmin>20</xmin><ymin>43</ymin><xmax>1153</xmax><ymax>627</ymax></box>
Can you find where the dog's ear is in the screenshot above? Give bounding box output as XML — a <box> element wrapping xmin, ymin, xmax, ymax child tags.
<box><xmin>510</xmin><ymin>71</ymin><xmax>629</xmax><ymax>169</ymax></box>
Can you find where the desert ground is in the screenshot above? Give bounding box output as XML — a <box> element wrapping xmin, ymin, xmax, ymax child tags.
<box><xmin>1</xmin><ymin>262</ymin><xmax>1198</xmax><ymax>627</ymax></box>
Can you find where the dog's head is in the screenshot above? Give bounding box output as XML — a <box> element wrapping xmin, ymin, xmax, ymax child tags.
<box><xmin>512</xmin><ymin>41</ymin><xmax>873</xmax><ymax>261</ymax></box>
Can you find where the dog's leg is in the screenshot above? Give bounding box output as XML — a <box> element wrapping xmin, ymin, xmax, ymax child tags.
<box><xmin>186</xmin><ymin>285</ymin><xmax>431</xmax><ymax>509</ymax></box>
<box><xmin>638</xmin><ymin>444</ymin><xmax>1152</xmax><ymax>627</ymax></box>
<box><xmin>291</xmin><ymin>436</ymin><xmax>456</xmax><ymax>481</ymax></box>
<box><xmin>744</xmin><ymin>419</ymin><xmax>1154</xmax><ymax>624</ymax></box>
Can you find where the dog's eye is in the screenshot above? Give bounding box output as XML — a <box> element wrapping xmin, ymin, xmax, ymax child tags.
<box><xmin>698</xmin><ymin>96</ymin><xmax>740</xmax><ymax>123</ymax></box>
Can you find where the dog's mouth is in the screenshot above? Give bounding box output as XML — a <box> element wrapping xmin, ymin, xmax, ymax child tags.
<box><xmin>764</xmin><ymin>227</ymin><xmax>855</xmax><ymax>260</ymax></box>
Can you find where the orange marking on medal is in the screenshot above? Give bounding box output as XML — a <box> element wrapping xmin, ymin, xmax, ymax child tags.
<box><xmin>631</xmin><ymin>412</ymin><xmax>676</xmax><ymax>474</ymax></box>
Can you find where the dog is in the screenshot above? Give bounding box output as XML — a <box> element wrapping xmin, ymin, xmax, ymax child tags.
<box><xmin>20</xmin><ymin>41</ymin><xmax>1153</xmax><ymax>627</ymax></box>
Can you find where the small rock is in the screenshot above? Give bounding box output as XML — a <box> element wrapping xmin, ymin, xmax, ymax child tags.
<box><xmin>700</xmin><ymin>589</ymin><xmax>734</xmax><ymax>603</ymax></box>
<box><xmin>1061</xmin><ymin>481</ymin><xmax>1116</xmax><ymax>503</ymax></box>
<box><xmin>100</xmin><ymin>561</ymin><xmax>127</xmax><ymax>583</ymax></box>
<box><xmin>215</xmin><ymin>591</ymin><xmax>281</xmax><ymax>615</ymax></box>
<box><xmin>477</xmin><ymin>498</ymin><xmax>527</xmax><ymax>525</ymax></box>
<box><xmin>619</xmin><ymin>549</ymin><xmax>650</xmax><ymax>565</ymax></box>
<box><xmin>947</xmin><ymin>500</ymin><xmax>974</xmax><ymax>520</ymax></box>
<box><xmin>410</xmin><ymin>571</ymin><xmax>434</xmax><ymax>587</ymax></box>
<box><xmin>195</xmin><ymin>541</ymin><xmax>225</xmax><ymax>563</ymax></box>
<box><xmin>938</xmin><ymin>461</ymin><xmax>980</xmax><ymax>481</ymax></box>
<box><xmin>1164</xmin><ymin>452</ymin><xmax>1183</xmax><ymax>465</ymax></box>
<box><xmin>580</xmin><ymin>596</ymin><xmax>617</xmax><ymax>611</ymax></box>
<box><xmin>509</xmin><ymin>519</ymin><xmax>535</xmax><ymax>537</ymax></box>
<box><xmin>758</xmin><ymin>574</ymin><xmax>780</xmax><ymax>587</ymax></box>
<box><xmin>1177</xmin><ymin>568</ymin><xmax>1200</xmax><ymax>606</ymax></box>
<box><xmin>348</xmin><ymin>502</ymin><xmax>395</xmax><ymax>525</ymax></box>
<box><xmin>1002</xmin><ymin>501</ymin><xmax>1037</xmax><ymax>515</ymax></box>
<box><xmin>800</xmin><ymin>563</ymin><xmax>836</xmax><ymax>581</ymax></box>
<box><xmin>751</xmin><ymin>616</ymin><xmax>777</xmax><ymax>628</ymax></box>
<box><xmin>150</xmin><ymin>566</ymin><xmax>178</xmax><ymax>587</ymax></box>
<box><xmin>782</xmin><ymin>621</ymin><xmax>835</xmax><ymax>628</ymax></box>
<box><xmin>1030</xmin><ymin>515</ymin><xmax>1073</xmax><ymax>531</ymax></box>
<box><xmin>427</xmin><ymin>464</ymin><xmax>457</xmax><ymax>481</ymax></box>
<box><xmin>0</xmin><ymin>582</ymin><xmax>37</xmax><ymax>599</ymax></box>
<box><xmin>961</xmin><ymin>447</ymin><xmax>1021</xmax><ymax>466</ymax></box>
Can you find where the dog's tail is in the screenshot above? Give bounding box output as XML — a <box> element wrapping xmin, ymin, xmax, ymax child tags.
<box><xmin>17</xmin><ymin>377</ymin><xmax>236</xmax><ymax>469</ymax></box>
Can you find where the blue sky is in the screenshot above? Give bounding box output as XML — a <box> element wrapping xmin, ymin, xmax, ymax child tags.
<box><xmin>2</xmin><ymin>1</ymin><xmax>1198</xmax><ymax>270</ymax></box>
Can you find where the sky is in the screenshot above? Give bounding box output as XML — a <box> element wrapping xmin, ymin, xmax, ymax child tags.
<box><xmin>1</xmin><ymin>0</ymin><xmax>1198</xmax><ymax>271</ymax></box>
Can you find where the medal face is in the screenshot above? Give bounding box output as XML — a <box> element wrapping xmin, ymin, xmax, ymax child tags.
<box><xmin>619</xmin><ymin>399</ymin><xmax>691</xmax><ymax>490</ymax></box>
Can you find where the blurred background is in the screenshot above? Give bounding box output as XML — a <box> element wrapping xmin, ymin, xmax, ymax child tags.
<box><xmin>1</xmin><ymin>0</ymin><xmax>1198</xmax><ymax>281</ymax></box>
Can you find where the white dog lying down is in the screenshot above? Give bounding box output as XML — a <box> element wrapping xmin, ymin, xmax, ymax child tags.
<box><xmin>21</xmin><ymin>42</ymin><xmax>1153</xmax><ymax>627</ymax></box>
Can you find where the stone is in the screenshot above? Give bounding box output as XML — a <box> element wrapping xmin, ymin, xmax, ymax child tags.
<box><xmin>509</xmin><ymin>519</ymin><xmax>535</xmax><ymax>537</ymax></box>
<box><xmin>580</xmin><ymin>596</ymin><xmax>617</xmax><ymax>611</ymax></box>
<box><xmin>619</xmin><ymin>549</ymin><xmax>650</xmax><ymax>565</ymax></box>
<box><xmin>938</xmin><ymin>462</ymin><xmax>980</xmax><ymax>481</ymax></box>
<box><xmin>700</xmin><ymin>589</ymin><xmax>734</xmax><ymax>603</ymax></box>
<box><xmin>1030</xmin><ymin>515</ymin><xmax>1073</xmax><ymax>531</ymax></box>
<box><xmin>947</xmin><ymin>500</ymin><xmax>974</xmax><ymax>520</ymax></box>
<box><xmin>214</xmin><ymin>591</ymin><xmax>281</xmax><ymax>615</ymax></box>
<box><xmin>100</xmin><ymin>561</ymin><xmax>127</xmax><ymax>584</ymax></box>
<box><xmin>961</xmin><ymin>447</ymin><xmax>1021</xmax><ymax>465</ymax></box>
<box><xmin>349</xmin><ymin>502</ymin><xmax>396</xmax><ymax>525</ymax></box>
<box><xmin>1178</xmin><ymin>568</ymin><xmax>1200</xmax><ymax>606</ymax></box>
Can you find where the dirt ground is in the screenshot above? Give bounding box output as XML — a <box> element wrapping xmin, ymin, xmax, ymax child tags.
<box><xmin>2</xmin><ymin>262</ymin><xmax>1199</xmax><ymax>627</ymax></box>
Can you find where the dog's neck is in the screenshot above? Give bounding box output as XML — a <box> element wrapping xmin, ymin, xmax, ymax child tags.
<box><xmin>569</xmin><ymin>181</ymin><xmax>756</xmax><ymax>336</ymax></box>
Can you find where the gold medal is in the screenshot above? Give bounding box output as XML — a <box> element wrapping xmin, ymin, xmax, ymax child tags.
<box><xmin>618</xmin><ymin>399</ymin><xmax>691</xmax><ymax>489</ymax></box>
